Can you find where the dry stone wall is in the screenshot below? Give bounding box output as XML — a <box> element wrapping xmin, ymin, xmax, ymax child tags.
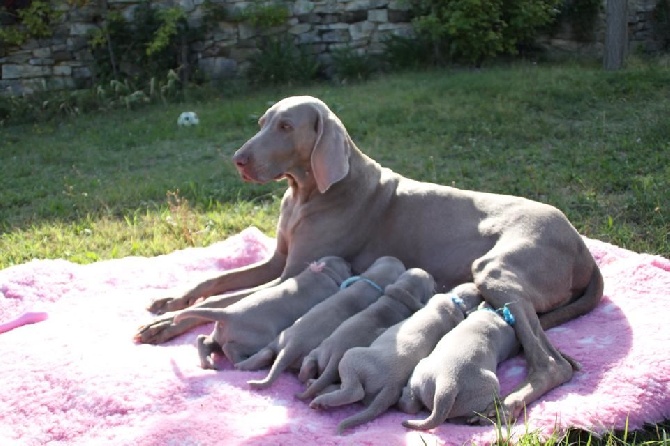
<box><xmin>0</xmin><ymin>0</ymin><xmax>664</xmax><ymax>95</ymax></box>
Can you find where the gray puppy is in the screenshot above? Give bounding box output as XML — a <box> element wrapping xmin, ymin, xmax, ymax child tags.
<box><xmin>309</xmin><ymin>283</ymin><xmax>483</xmax><ymax>433</ymax></box>
<box><xmin>235</xmin><ymin>256</ymin><xmax>406</xmax><ymax>389</ymax></box>
<box><xmin>398</xmin><ymin>302</ymin><xmax>519</xmax><ymax>430</ymax></box>
<box><xmin>296</xmin><ymin>268</ymin><xmax>435</xmax><ymax>401</ymax></box>
<box><xmin>174</xmin><ymin>256</ymin><xmax>351</xmax><ymax>367</ymax></box>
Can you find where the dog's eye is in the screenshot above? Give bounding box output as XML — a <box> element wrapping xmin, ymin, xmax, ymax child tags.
<box><xmin>279</xmin><ymin>122</ymin><xmax>293</xmax><ymax>131</ymax></box>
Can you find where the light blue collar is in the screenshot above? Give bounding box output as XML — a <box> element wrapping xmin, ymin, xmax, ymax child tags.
<box><xmin>340</xmin><ymin>276</ymin><xmax>383</xmax><ymax>293</ymax></box>
<box><xmin>483</xmin><ymin>303</ymin><xmax>516</xmax><ymax>326</ymax></box>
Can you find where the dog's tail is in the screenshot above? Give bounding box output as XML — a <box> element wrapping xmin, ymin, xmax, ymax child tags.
<box><xmin>402</xmin><ymin>386</ymin><xmax>456</xmax><ymax>431</ymax></box>
<box><xmin>337</xmin><ymin>387</ymin><xmax>400</xmax><ymax>434</ymax></box>
<box><xmin>539</xmin><ymin>265</ymin><xmax>604</xmax><ymax>330</ymax></box>
<box><xmin>173</xmin><ymin>308</ymin><xmax>229</xmax><ymax>324</ymax></box>
<box><xmin>247</xmin><ymin>348</ymin><xmax>297</xmax><ymax>389</ymax></box>
<box><xmin>235</xmin><ymin>346</ymin><xmax>275</xmax><ymax>372</ymax></box>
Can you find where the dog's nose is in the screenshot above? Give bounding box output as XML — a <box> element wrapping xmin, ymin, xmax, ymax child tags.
<box><xmin>233</xmin><ymin>153</ymin><xmax>249</xmax><ymax>167</ymax></box>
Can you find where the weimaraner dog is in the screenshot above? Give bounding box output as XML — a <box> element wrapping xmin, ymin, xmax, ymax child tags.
<box><xmin>174</xmin><ymin>256</ymin><xmax>350</xmax><ymax>367</ymax></box>
<box><xmin>297</xmin><ymin>268</ymin><xmax>435</xmax><ymax>401</ymax></box>
<box><xmin>309</xmin><ymin>283</ymin><xmax>484</xmax><ymax>433</ymax></box>
<box><xmin>235</xmin><ymin>256</ymin><xmax>406</xmax><ymax>389</ymax></box>
<box><xmin>136</xmin><ymin>95</ymin><xmax>604</xmax><ymax>418</ymax></box>
<box><xmin>398</xmin><ymin>302</ymin><xmax>520</xmax><ymax>430</ymax></box>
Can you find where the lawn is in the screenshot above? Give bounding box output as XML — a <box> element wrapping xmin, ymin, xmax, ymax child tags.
<box><xmin>0</xmin><ymin>60</ymin><xmax>669</xmax><ymax>443</ymax></box>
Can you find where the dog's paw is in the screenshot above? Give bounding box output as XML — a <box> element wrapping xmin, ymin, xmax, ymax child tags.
<box><xmin>147</xmin><ymin>293</ymin><xmax>202</xmax><ymax>315</ymax></box>
<box><xmin>134</xmin><ymin>314</ymin><xmax>182</xmax><ymax>344</ymax></box>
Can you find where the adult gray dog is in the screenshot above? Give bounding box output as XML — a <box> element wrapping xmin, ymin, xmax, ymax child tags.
<box><xmin>309</xmin><ymin>284</ymin><xmax>483</xmax><ymax>433</ymax></box>
<box><xmin>398</xmin><ymin>302</ymin><xmax>520</xmax><ymax>430</ymax></box>
<box><xmin>235</xmin><ymin>256</ymin><xmax>405</xmax><ymax>389</ymax></box>
<box><xmin>174</xmin><ymin>256</ymin><xmax>350</xmax><ymax>367</ymax></box>
<box><xmin>135</xmin><ymin>95</ymin><xmax>604</xmax><ymax>418</ymax></box>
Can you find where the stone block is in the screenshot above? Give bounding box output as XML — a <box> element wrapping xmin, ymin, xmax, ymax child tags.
<box><xmin>70</xmin><ymin>23</ymin><xmax>98</xmax><ymax>36</ymax></box>
<box><xmin>2</xmin><ymin>64</ymin><xmax>51</xmax><ymax>79</ymax></box>
<box><xmin>349</xmin><ymin>21</ymin><xmax>375</xmax><ymax>41</ymax></box>
<box><xmin>320</xmin><ymin>29</ymin><xmax>350</xmax><ymax>43</ymax></box>
<box><xmin>53</xmin><ymin>65</ymin><xmax>73</xmax><ymax>76</ymax></box>
<box><xmin>290</xmin><ymin>24</ymin><xmax>313</xmax><ymax>35</ymax></box>
<box><xmin>346</xmin><ymin>0</ymin><xmax>388</xmax><ymax>12</ymax></box>
<box><xmin>368</xmin><ymin>9</ymin><xmax>388</xmax><ymax>23</ymax></box>
<box><xmin>388</xmin><ymin>9</ymin><xmax>411</xmax><ymax>22</ymax></box>
<box><xmin>389</xmin><ymin>0</ymin><xmax>411</xmax><ymax>10</ymax></box>
<box><xmin>342</xmin><ymin>10</ymin><xmax>367</xmax><ymax>23</ymax></box>
<box><xmin>33</xmin><ymin>47</ymin><xmax>52</xmax><ymax>58</ymax></box>
<box><xmin>293</xmin><ymin>0</ymin><xmax>315</xmax><ymax>15</ymax></box>
<box><xmin>72</xmin><ymin>66</ymin><xmax>92</xmax><ymax>79</ymax></box>
<box><xmin>198</xmin><ymin>57</ymin><xmax>238</xmax><ymax>78</ymax></box>
<box><xmin>29</xmin><ymin>58</ymin><xmax>55</xmax><ymax>65</ymax></box>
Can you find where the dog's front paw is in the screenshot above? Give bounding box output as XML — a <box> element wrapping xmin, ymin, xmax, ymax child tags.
<box><xmin>147</xmin><ymin>293</ymin><xmax>200</xmax><ymax>315</ymax></box>
<box><xmin>135</xmin><ymin>314</ymin><xmax>183</xmax><ymax>344</ymax></box>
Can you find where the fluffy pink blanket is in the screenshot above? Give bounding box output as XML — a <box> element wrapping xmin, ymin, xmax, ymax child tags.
<box><xmin>1</xmin><ymin>227</ymin><xmax>669</xmax><ymax>445</ymax></box>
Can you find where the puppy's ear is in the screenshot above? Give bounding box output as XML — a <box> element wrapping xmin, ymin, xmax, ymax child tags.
<box><xmin>310</xmin><ymin>104</ymin><xmax>350</xmax><ymax>193</ymax></box>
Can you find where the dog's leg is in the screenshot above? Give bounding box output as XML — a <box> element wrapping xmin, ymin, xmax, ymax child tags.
<box><xmin>235</xmin><ymin>346</ymin><xmax>275</xmax><ymax>371</ymax></box>
<box><xmin>135</xmin><ymin>286</ymin><xmax>268</xmax><ymax>344</ymax></box>
<box><xmin>310</xmin><ymin>380</ymin><xmax>365</xmax><ymax>410</ymax></box>
<box><xmin>473</xmin><ymin>256</ymin><xmax>574</xmax><ymax>420</ymax></box>
<box><xmin>196</xmin><ymin>334</ymin><xmax>221</xmax><ymax>370</ymax></box>
<box><xmin>148</xmin><ymin>252</ymin><xmax>286</xmax><ymax>315</ymax></box>
<box><xmin>296</xmin><ymin>358</ymin><xmax>340</xmax><ymax>400</ymax></box>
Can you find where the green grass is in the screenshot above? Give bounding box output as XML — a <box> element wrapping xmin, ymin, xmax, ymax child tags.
<box><xmin>0</xmin><ymin>60</ymin><xmax>669</xmax><ymax>444</ymax></box>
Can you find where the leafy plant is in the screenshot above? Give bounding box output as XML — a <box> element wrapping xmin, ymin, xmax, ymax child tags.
<box><xmin>235</xmin><ymin>2</ymin><xmax>289</xmax><ymax>29</ymax></box>
<box><xmin>0</xmin><ymin>0</ymin><xmax>63</xmax><ymax>47</ymax></box>
<box><xmin>330</xmin><ymin>46</ymin><xmax>379</xmax><ymax>83</ymax></box>
<box><xmin>247</xmin><ymin>35</ymin><xmax>320</xmax><ymax>85</ymax></box>
<box><xmin>409</xmin><ymin>0</ymin><xmax>562</xmax><ymax>65</ymax></box>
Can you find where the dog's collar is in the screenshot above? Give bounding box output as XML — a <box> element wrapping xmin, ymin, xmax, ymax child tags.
<box><xmin>448</xmin><ymin>293</ymin><xmax>467</xmax><ymax>313</ymax></box>
<box><xmin>340</xmin><ymin>276</ymin><xmax>383</xmax><ymax>293</ymax></box>
<box><xmin>483</xmin><ymin>303</ymin><xmax>516</xmax><ymax>326</ymax></box>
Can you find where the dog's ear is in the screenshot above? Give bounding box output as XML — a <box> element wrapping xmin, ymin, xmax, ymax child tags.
<box><xmin>310</xmin><ymin>104</ymin><xmax>350</xmax><ymax>193</ymax></box>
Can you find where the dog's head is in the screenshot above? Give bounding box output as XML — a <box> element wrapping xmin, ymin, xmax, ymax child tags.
<box><xmin>232</xmin><ymin>96</ymin><xmax>351</xmax><ymax>193</ymax></box>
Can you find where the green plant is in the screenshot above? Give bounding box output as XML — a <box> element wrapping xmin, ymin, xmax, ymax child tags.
<box><xmin>89</xmin><ymin>2</ymin><xmax>198</xmax><ymax>84</ymax></box>
<box><xmin>235</xmin><ymin>1</ymin><xmax>289</xmax><ymax>29</ymax></box>
<box><xmin>550</xmin><ymin>0</ymin><xmax>602</xmax><ymax>42</ymax></box>
<box><xmin>331</xmin><ymin>46</ymin><xmax>379</xmax><ymax>82</ymax></box>
<box><xmin>382</xmin><ymin>33</ymin><xmax>442</xmax><ymax>69</ymax></box>
<box><xmin>0</xmin><ymin>0</ymin><xmax>63</xmax><ymax>47</ymax></box>
<box><xmin>247</xmin><ymin>35</ymin><xmax>320</xmax><ymax>85</ymax></box>
<box><xmin>410</xmin><ymin>0</ymin><xmax>562</xmax><ymax>65</ymax></box>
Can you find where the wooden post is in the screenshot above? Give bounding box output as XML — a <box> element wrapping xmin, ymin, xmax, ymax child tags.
<box><xmin>604</xmin><ymin>0</ymin><xmax>628</xmax><ymax>70</ymax></box>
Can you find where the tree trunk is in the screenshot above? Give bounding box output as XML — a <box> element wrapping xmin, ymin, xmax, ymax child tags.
<box><xmin>604</xmin><ymin>0</ymin><xmax>628</xmax><ymax>70</ymax></box>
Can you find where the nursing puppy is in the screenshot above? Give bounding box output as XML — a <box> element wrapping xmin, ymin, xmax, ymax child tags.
<box><xmin>235</xmin><ymin>256</ymin><xmax>406</xmax><ymax>388</ymax></box>
<box><xmin>174</xmin><ymin>256</ymin><xmax>351</xmax><ymax>367</ymax></box>
<box><xmin>398</xmin><ymin>302</ymin><xmax>519</xmax><ymax>430</ymax></box>
<box><xmin>297</xmin><ymin>268</ymin><xmax>434</xmax><ymax>401</ymax></box>
<box><xmin>309</xmin><ymin>283</ymin><xmax>483</xmax><ymax>433</ymax></box>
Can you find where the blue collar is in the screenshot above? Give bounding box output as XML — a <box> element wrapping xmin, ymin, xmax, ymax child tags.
<box><xmin>448</xmin><ymin>293</ymin><xmax>466</xmax><ymax>312</ymax></box>
<box><xmin>483</xmin><ymin>303</ymin><xmax>516</xmax><ymax>326</ymax></box>
<box><xmin>340</xmin><ymin>276</ymin><xmax>383</xmax><ymax>293</ymax></box>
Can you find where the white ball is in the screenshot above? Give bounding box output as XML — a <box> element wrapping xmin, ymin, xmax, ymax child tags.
<box><xmin>177</xmin><ymin>111</ymin><xmax>200</xmax><ymax>126</ymax></box>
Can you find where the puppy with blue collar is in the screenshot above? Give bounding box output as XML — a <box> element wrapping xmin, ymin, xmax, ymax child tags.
<box><xmin>398</xmin><ymin>301</ymin><xmax>519</xmax><ymax>429</ymax></box>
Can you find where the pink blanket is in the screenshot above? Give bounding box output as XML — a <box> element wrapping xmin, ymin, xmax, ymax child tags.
<box><xmin>1</xmin><ymin>227</ymin><xmax>669</xmax><ymax>445</ymax></box>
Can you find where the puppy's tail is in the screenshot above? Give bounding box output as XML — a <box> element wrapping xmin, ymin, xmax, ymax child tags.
<box><xmin>402</xmin><ymin>387</ymin><xmax>455</xmax><ymax>431</ymax></box>
<box><xmin>337</xmin><ymin>387</ymin><xmax>399</xmax><ymax>434</ymax></box>
<box><xmin>235</xmin><ymin>346</ymin><xmax>275</xmax><ymax>371</ymax></box>
<box><xmin>247</xmin><ymin>349</ymin><xmax>297</xmax><ymax>389</ymax></box>
<box><xmin>174</xmin><ymin>308</ymin><xmax>229</xmax><ymax>324</ymax></box>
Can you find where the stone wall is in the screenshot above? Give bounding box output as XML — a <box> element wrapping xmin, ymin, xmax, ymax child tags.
<box><xmin>0</xmin><ymin>0</ymin><xmax>665</xmax><ymax>95</ymax></box>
